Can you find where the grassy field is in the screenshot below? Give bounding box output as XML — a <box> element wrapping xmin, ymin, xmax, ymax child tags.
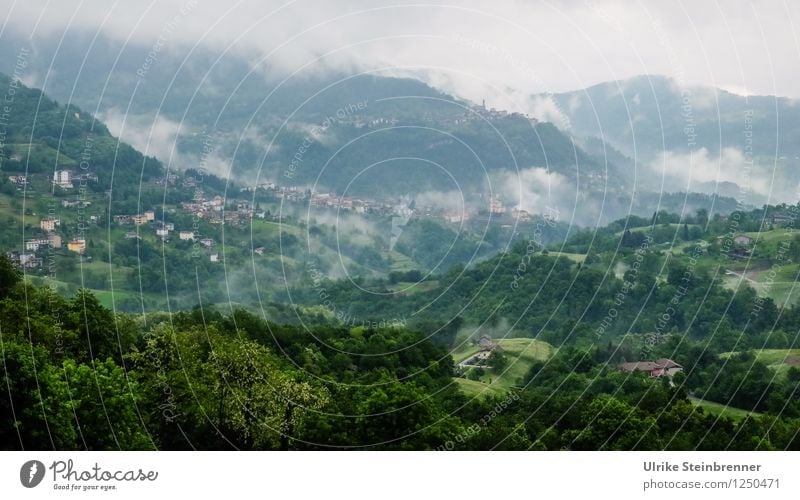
<box><xmin>615</xmin><ymin>223</ymin><xmax>701</xmax><ymax>237</ymax></box>
<box><xmin>548</xmin><ymin>251</ymin><xmax>586</xmax><ymax>263</ymax></box>
<box><xmin>385</xmin><ymin>280</ymin><xmax>439</xmax><ymax>294</ymax></box>
<box><xmin>743</xmin><ymin>229</ymin><xmax>793</xmax><ymax>244</ymax></box>
<box><xmin>720</xmin><ymin>348</ymin><xmax>800</xmax><ymax>378</ymax></box>
<box><xmin>721</xmin><ymin>256</ymin><xmax>800</xmax><ymax>306</ymax></box>
<box><xmin>30</xmin><ymin>275</ymin><xmax>156</xmax><ymax>310</ymax></box>
<box><xmin>387</xmin><ymin>250</ymin><xmax>419</xmax><ymax>272</ymax></box>
<box><xmin>689</xmin><ymin>396</ymin><xmax>762</xmax><ymax>422</ymax></box>
<box><xmin>251</xmin><ymin>219</ymin><xmax>305</xmax><ymax>237</ymax></box>
<box><xmin>91</xmin><ymin>288</ymin><xmax>147</xmax><ymax>309</ymax></box>
<box><xmin>453</xmin><ymin>337</ymin><xmax>555</xmax><ymax>397</ymax></box>
<box><xmin>453</xmin><ymin>378</ymin><xmax>508</xmax><ymax>398</ymax></box>
<box><xmin>761</xmin><ymin>282</ymin><xmax>800</xmax><ymax>307</ymax></box>
<box><xmin>667</xmin><ymin>240</ymin><xmax>709</xmax><ymax>254</ymax></box>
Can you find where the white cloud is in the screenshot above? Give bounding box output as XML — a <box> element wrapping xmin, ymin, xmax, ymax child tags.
<box><xmin>99</xmin><ymin>109</ymin><xmax>237</xmax><ymax>178</ymax></box>
<box><xmin>3</xmin><ymin>0</ymin><xmax>799</xmax><ymax>101</ymax></box>
<box><xmin>494</xmin><ymin>167</ymin><xmax>573</xmax><ymax>215</ymax></box>
<box><xmin>718</xmin><ymin>84</ymin><xmax>756</xmax><ymax>97</ymax></box>
<box><xmin>99</xmin><ymin>109</ymin><xmax>185</xmax><ymax>165</ymax></box>
<box><xmin>651</xmin><ymin>147</ymin><xmax>787</xmax><ymax>202</ymax></box>
<box><xmin>526</xmin><ymin>95</ymin><xmax>572</xmax><ymax>128</ymax></box>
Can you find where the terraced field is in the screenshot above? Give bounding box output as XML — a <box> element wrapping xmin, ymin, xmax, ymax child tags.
<box><xmin>453</xmin><ymin>337</ymin><xmax>555</xmax><ymax>398</ymax></box>
<box><xmin>720</xmin><ymin>349</ymin><xmax>800</xmax><ymax>378</ymax></box>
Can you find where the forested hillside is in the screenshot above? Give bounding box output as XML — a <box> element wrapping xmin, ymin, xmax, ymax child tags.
<box><xmin>0</xmin><ymin>73</ymin><xmax>163</xmax><ymax>198</ymax></box>
<box><xmin>2</xmin><ymin>256</ymin><xmax>798</xmax><ymax>450</ymax></box>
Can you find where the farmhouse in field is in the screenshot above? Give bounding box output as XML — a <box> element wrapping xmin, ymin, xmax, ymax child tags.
<box><xmin>620</xmin><ymin>358</ymin><xmax>682</xmax><ymax>378</ymax></box>
<box><xmin>478</xmin><ymin>334</ymin><xmax>501</xmax><ymax>352</ymax></box>
<box><xmin>457</xmin><ymin>335</ymin><xmax>503</xmax><ymax>369</ymax></box>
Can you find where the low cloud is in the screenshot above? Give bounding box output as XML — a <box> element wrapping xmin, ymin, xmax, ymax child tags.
<box><xmin>651</xmin><ymin>147</ymin><xmax>789</xmax><ymax>203</ymax></box>
<box><xmin>413</xmin><ymin>190</ymin><xmax>467</xmax><ymax>213</ymax></box>
<box><xmin>526</xmin><ymin>95</ymin><xmax>572</xmax><ymax>129</ymax></box>
<box><xmin>6</xmin><ymin>0</ymin><xmax>800</xmax><ymax>102</ymax></box>
<box><xmin>100</xmin><ymin>109</ymin><xmax>238</xmax><ymax>179</ymax></box>
<box><xmin>494</xmin><ymin>166</ymin><xmax>573</xmax><ymax>215</ymax></box>
<box><xmin>100</xmin><ymin>109</ymin><xmax>184</xmax><ymax>164</ymax></box>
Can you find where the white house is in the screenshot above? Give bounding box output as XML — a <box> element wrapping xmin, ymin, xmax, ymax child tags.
<box><xmin>53</xmin><ymin>170</ymin><xmax>73</xmax><ymax>189</ymax></box>
<box><xmin>40</xmin><ymin>218</ymin><xmax>60</xmax><ymax>232</ymax></box>
<box><xmin>25</xmin><ymin>239</ymin><xmax>48</xmax><ymax>251</ymax></box>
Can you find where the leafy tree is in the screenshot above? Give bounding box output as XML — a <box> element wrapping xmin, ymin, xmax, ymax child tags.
<box><xmin>567</xmin><ymin>395</ymin><xmax>659</xmax><ymax>450</ymax></box>
<box><xmin>59</xmin><ymin>358</ymin><xmax>152</xmax><ymax>450</ymax></box>
<box><xmin>0</xmin><ymin>254</ymin><xmax>20</xmax><ymax>298</ymax></box>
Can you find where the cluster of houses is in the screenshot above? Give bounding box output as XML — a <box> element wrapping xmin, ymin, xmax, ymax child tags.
<box><xmin>124</xmin><ymin>222</ymin><xmax>177</xmax><ymax>241</ymax></box>
<box><xmin>114</xmin><ymin>210</ymin><xmax>156</xmax><ymax>227</ymax></box>
<box><xmin>152</xmin><ymin>172</ymin><xmax>179</xmax><ymax>186</ymax></box>
<box><xmin>441</xmin><ymin>101</ymin><xmax>533</xmax><ymax>127</ymax></box>
<box><xmin>5</xmin><ymin>215</ymin><xmax>83</xmax><ymax>269</ymax></box>
<box><xmin>5</xmin><ymin>166</ymin><xmax>539</xmax><ymax>272</ymax></box>
<box><xmin>6</xmin><ymin>250</ymin><xmax>43</xmax><ymax>269</ymax></box>
<box><xmin>7</xmin><ymin>169</ymin><xmax>98</xmax><ymax>192</ymax></box>
<box><xmin>251</xmin><ymin>185</ymin><xmax>398</xmax><ymax>217</ymax></box>
<box><xmin>39</xmin><ymin>216</ymin><xmax>86</xmax><ymax>255</ymax></box>
<box><xmin>308</xmin><ymin>192</ymin><xmax>388</xmax><ymax>214</ymax></box>
<box><xmin>113</xmin><ymin>205</ymin><xmax>224</xmax><ymax>262</ymax></box>
<box><xmin>241</xmin><ymin>182</ymin><xmax>537</xmax><ymax>229</ymax></box>
<box><xmin>179</xmin><ymin>195</ymin><xmax>257</xmax><ymax>227</ymax></box>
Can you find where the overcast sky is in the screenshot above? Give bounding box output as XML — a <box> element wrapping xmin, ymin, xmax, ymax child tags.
<box><xmin>2</xmin><ymin>0</ymin><xmax>798</xmax><ymax>107</ymax></box>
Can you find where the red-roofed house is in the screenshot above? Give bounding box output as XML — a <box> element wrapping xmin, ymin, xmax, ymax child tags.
<box><xmin>620</xmin><ymin>358</ymin><xmax>682</xmax><ymax>378</ymax></box>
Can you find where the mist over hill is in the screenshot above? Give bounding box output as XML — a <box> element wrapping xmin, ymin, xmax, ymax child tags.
<box><xmin>0</xmin><ymin>34</ymin><xmax>748</xmax><ymax>225</ymax></box>
<box><xmin>538</xmin><ymin>75</ymin><xmax>800</xmax><ymax>205</ymax></box>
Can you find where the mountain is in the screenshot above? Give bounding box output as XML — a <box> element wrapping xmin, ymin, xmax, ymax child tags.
<box><xmin>544</xmin><ymin>75</ymin><xmax>800</xmax><ymax>158</ymax></box>
<box><xmin>0</xmin><ymin>34</ymin><xmax>746</xmax><ymax>222</ymax></box>
<box><xmin>0</xmin><ymin>72</ymin><xmax>562</xmax><ymax>312</ymax></box>
<box><xmin>0</xmin><ymin>73</ymin><xmax>162</xmax><ymax>198</ymax></box>
<box><xmin>0</xmin><ymin>33</ymin><xmax>622</xmax><ymax>200</ymax></box>
<box><xmin>538</xmin><ymin>75</ymin><xmax>800</xmax><ymax>202</ymax></box>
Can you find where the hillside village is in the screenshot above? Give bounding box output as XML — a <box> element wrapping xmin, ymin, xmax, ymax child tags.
<box><xmin>4</xmin><ymin>166</ymin><xmax>539</xmax><ymax>272</ymax></box>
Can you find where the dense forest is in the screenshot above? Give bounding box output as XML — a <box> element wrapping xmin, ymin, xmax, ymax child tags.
<box><xmin>2</xmin><ymin>249</ymin><xmax>798</xmax><ymax>450</ymax></box>
<box><xmin>1</xmin><ymin>68</ymin><xmax>799</xmax><ymax>452</ymax></box>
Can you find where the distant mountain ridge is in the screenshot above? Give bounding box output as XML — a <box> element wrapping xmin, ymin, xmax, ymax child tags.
<box><xmin>537</xmin><ymin>75</ymin><xmax>800</xmax><ymax>203</ymax></box>
<box><xmin>0</xmin><ymin>34</ymin><xmax>621</xmax><ymax>200</ymax></box>
<box><xmin>542</xmin><ymin>74</ymin><xmax>800</xmax><ymax>160</ymax></box>
<box><xmin>0</xmin><ymin>31</ymin><xmax>751</xmax><ymax>218</ymax></box>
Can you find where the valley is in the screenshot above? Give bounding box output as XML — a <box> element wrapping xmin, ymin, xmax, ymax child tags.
<box><xmin>1</xmin><ymin>56</ymin><xmax>799</xmax><ymax>452</ymax></box>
